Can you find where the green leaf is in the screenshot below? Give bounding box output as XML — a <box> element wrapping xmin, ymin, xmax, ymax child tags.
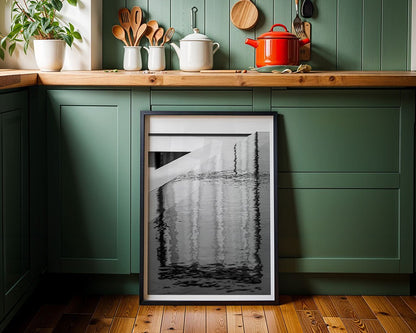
<box><xmin>51</xmin><ymin>0</ymin><xmax>63</xmax><ymax>11</ymax></box>
<box><xmin>0</xmin><ymin>48</ymin><xmax>4</xmax><ymax>61</ymax></box>
<box><xmin>62</xmin><ymin>34</ymin><xmax>73</xmax><ymax>47</ymax></box>
<box><xmin>67</xmin><ymin>0</ymin><xmax>77</xmax><ymax>6</ymax></box>
<box><xmin>69</xmin><ymin>23</ymin><xmax>74</xmax><ymax>32</ymax></box>
<box><xmin>23</xmin><ymin>41</ymin><xmax>29</xmax><ymax>54</ymax></box>
<box><xmin>8</xmin><ymin>43</ymin><xmax>16</xmax><ymax>56</ymax></box>
<box><xmin>72</xmin><ymin>31</ymin><xmax>81</xmax><ymax>40</ymax></box>
<box><xmin>1</xmin><ymin>36</ymin><xmax>7</xmax><ymax>49</ymax></box>
<box><xmin>24</xmin><ymin>21</ymin><xmax>39</xmax><ymax>40</ymax></box>
<box><xmin>41</xmin><ymin>17</ymin><xmax>51</xmax><ymax>32</ymax></box>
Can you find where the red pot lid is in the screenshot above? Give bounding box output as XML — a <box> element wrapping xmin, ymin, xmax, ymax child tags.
<box><xmin>258</xmin><ymin>24</ymin><xmax>298</xmax><ymax>39</ymax></box>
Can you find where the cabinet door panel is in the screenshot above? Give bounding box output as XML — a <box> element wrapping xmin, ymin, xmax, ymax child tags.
<box><xmin>0</xmin><ymin>90</ymin><xmax>30</xmax><ymax>314</ymax></box>
<box><xmin>276</xmin><ymin>107</ymin><xmax>400</xmax><ymax>173</ymax></box>
<box><xmin>47</xmin><ymin>90</ymin><xmax>130</xmax><ymax>274</ymax></box>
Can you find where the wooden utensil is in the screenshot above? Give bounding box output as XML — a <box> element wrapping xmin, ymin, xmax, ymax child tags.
<box><xmin>130</xmin><ymin>6</ymin><xmax>142</xmax><ymax>42</ymax></box>
<box><xmin>119</xmin><ymin>8</ymin><xmax>133</xmax><ymax>46</ymax></box>
<box><xmin>161</xmin><ymin>27</ymin><xmax>175</xmax><ymax>46</ymax></box>
<box><xmin>112</xmin><ymin>25</ymin><xmax>129</xmax><ymax>46</ymax></box>
<box><xmin>134</xmin><ymin>23</ymin><xmax>148</xmax><ymax>46</ymax></box>
<box><xmin>230</xmin><ymin>0</ymin><xmax>258</xmax><ymax>30</ymax></box>
<box><xmin>145</xmin><ymin>20</ymin><xmax>159</xmax><ymax>46</ymax></box>
<box><xmin>153</xmin><ymin>27</ymin><xmax>164</xmax><ymax>46</ymax></box>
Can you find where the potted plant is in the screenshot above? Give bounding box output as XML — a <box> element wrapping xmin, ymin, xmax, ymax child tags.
<box><xmin>0</xmin><ymin>0</ymin><xmax>82</xmax><ymax>71</ymax></box>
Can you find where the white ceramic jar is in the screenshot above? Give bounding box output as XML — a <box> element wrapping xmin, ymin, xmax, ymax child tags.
<box><xmin>144</xmin><ymin>46</ymin><xmax>166</xmax><ymax>71</ymax></box>
<box><xmin>123</xmin><ymin>46</ymin><xmax>142</xmax><ymax>71</ymax></box>
<box><xmin>170</xmin><ymin>28</ymin><xmax>220</xmax><ymax>71</ymax></box>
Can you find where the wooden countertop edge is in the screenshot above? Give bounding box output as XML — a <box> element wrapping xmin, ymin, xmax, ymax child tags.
<box><xmin>2</xmin><ymin>70</ymin><xmax>416</xmax><ymax>89</ymax></box>
<box><xmin>0</xmin><ymin>71</ymin><xmax>38</xmax><ymax>90</ymax></box>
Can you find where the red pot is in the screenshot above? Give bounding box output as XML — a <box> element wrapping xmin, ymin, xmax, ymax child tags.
<box><xmin>245</xmin><ymin>24</ymin><xmax>310</xmax><ymax>67</ymax></box>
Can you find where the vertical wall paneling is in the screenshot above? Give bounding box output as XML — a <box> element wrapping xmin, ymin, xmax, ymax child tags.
<box><xmin>306</xmin><ymin>0</ymin><xmax>337</xmax><ymax>70</ymax></box>
<box><xmin>102</xmin><ymin>0</ymin><xmax>411</xmax><ymax>71</ymax></box>
<box><xmin>229</xmin><ymin>0</ymin><xmax>255</xmax><ymax>69</ymax></box>
<box><xmin>255</xmin><ymin>0</ymin><xmax>274</xmax><ymax>36</ymax></box>
<box><xmin>147</xmin><ymin>1</ymin><xmax>171</xmax><ymax>69</ymax></box>
<box><xmin>102</xmin><ymin>0</ymin><xmax>126</xmax><ymax>69</ymax></box>
<box><xmin>205</xmin><ymin>1</ymin><xmax>230</xmax><ymax>69</ymax></box>
<box><xmin>381</xmin><ymin>0</ymin><xmax>408</xmax><ymax>70</ymax></box>
<box><xmin>362</xmin><ymin>0</ymin><xmax>382</xmax><ymax>70</ymax></box>
<box><xmin>273</xmin><ymin>0</ymin><xmax>292</xmax><ymax>33</ymax></box>
<box><xmin>131</xmin><ymin>88</ymin><xmax>151</xmax><ymax>274</ymax></box>
<box><xmin>171</xmin><ymin>0</ymin><xmax>205</xmax><ymax>70</ymax></box>
<box><xmin>337</xmin><ymin>0</ymin><xmax>363</xmax><ymax>70</ymax></box>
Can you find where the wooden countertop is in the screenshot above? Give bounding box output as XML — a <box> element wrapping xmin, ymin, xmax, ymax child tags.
<box><xmin>2</xmin><ymin>70</ymin><xmax>416</xmax><ymax>89</ymax></box>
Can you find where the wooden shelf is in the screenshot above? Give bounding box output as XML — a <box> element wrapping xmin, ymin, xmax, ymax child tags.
<box><xmin>2</xmin><ymin>70</ymin><xmax>416</xmax><ymax>89</ymax></box>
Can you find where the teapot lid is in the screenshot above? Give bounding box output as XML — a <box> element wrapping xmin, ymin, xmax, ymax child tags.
<box><xmin>181</xmin><ymin>28</ymin><xmax>212</xmax><ymax>41</ymax></box>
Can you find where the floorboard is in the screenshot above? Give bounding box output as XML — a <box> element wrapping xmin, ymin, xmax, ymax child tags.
<box><xmin>5</xmin><ymin>294</ymin><xmax>416</xmax><ymax>332</ymax></box>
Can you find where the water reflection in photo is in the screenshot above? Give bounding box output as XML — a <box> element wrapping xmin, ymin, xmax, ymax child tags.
<box><xmin>148</xmin><ymin>132</ymin><xmax>271</xmax><ymax>295</ymax></box>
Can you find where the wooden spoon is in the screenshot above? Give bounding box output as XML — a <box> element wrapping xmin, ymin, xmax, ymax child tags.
<box><xmin>118</xmin><ymin>8</ymin><xmax>133</xmax><ymax>46</ymax></box>
<box><xmin>230</xmin><ymin>0</ymin><xmax>258</xmax><ymax>30</ymax></box>
<box><xmin>130</xmin><ymin>6</ymin><xmax>142</xmax><ymax>42</ymax></box>
<box><xmin>112</xmin><ymin>25</ymin><xmax>129</xmax><ymax>46</ymax></box>
<box><xmin>153</xmin><ymin>27</ymin><xmax>164</xmax><ymax>46</ymax></box>
<box><xmin>161</xmin><ymin>27</ymin><xmax>175</xmax><ymax>46</ymax></box>
<box><xmin>134</xmin><ymin>23</ymin><xmax>148</xmax><ymax>46</ymax></box>
<box><xmin>145</xmin><ymin>20</ymin><xmax>158</xmax><ymax>46</ymax></box>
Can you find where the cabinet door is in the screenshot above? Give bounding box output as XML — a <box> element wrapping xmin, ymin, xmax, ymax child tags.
<box><xmin>0</xmin><ymin>90</ymin><xmax>30</xmax><ymax>315</ymax></box>
<box><xmin>47</xmin><ymin>90</ymin><xmax>130</xmax><ymax>274</ymax></box>
<box><xmin>272</xmin><ymin>89</ymin><xmax>414</xmax><ymax>274</ymax></box>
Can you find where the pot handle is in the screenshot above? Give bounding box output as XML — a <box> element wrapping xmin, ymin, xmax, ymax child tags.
<box><xmin>213</xmin><ymin>42</ymin><xmax>220</xmax><ymax>55</ymax></box>
<box><xmin>270</xmin><ymin>24</ymin><xmax>289</xmax><ymax>32</ymax></box>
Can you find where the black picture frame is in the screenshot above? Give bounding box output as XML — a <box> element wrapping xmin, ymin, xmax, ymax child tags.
<box><xmin>140</xmin><ymin>111</ymin><xmax>278</xmax><ymax>305</ymax></box>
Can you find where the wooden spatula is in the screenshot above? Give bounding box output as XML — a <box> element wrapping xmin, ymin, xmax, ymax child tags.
<box><xmin>130</xmin><ymin>7</ymin><xmax>142</xmax><ymax>43</ymax></box>
<box><xmin>118</xmin><ymin>8</ymin><xmax>133</xmax><ymax>46</ymax></box>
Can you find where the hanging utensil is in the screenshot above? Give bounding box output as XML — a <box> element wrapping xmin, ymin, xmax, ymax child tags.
<box><xmin>301</xmin><ymin>0</ymin><xmax>314</xmax><ymax>18</ymax></box>
<box><xmin>134</xmin><ymin>23</ymin><xmax>148</xmax><ymax>46</ymax></box>
<box><xmin>153</xmin><ymin>27</ymin><xmax>164</xmax><ymax>46</ymax></box>
<box><xmin>146</xmin><ymin>20</ymin><xmax>159</xmax><ymax>46</ymax></box>
<box><xmin>230</xmin><ymin>0</ymin><xmax>259</xmax><ymax>30</ymax></box>
<box><xmin>293</xmin><ymin>0</ymin><xmax>303</xmax><ymax>37</ymax></box>
<box><xmin>130</xmin><ymin>6</ymin><xmax>142</xmax><ymax>43</ymax></box>
<box><xmin>161</xmin><ymin>27</ymin><xmax>175</xmax><ymax>46</ymax></box>
<box><xmin>119</xmin><ymin>8</ymin><xmax>133</xmax><ymax>46</ymax></box>
<box><xmin>112</xmin><ymin>25</ymin><xmax>129</xmax><ymax>46</ymax></box>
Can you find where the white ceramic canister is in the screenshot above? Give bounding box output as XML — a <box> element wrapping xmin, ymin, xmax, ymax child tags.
<box><xmin>170</xmin><ymin>28</ymin><xmax>220</xmax><ymax>71</ymax></box>
<box><xmin>123</xmin><ymin>46</ymin><xmax>142</xmax><ymax>71</ymax></box>
<box><xmin>33</xmin><ymin>39</ymin><xmax>66</xmax><ymax>72</ymax></box>
<box><xmin>144</xmin><ymin>46</ymin><xmax>166</xmax><ymax>71</ymax></box>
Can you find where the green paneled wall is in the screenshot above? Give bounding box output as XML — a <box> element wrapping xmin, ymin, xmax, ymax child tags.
<box><xmin>102</xmin><ymin>0</ymin><xmax>411</xmax><ymax>70</ymax></box>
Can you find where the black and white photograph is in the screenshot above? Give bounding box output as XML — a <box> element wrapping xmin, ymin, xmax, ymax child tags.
<box><xmin>140</xmin><ymin>112</ymin><xmax>278</xmax><ymax>304</ymax></box>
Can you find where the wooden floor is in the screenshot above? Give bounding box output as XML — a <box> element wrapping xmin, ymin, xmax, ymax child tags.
<box><xmin>6</xmin><ymin>294</ymin><xmax>416</xmax><ymax>332</ymax></box>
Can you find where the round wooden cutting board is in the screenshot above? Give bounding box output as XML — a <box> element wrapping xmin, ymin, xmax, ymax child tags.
<box><xmin>230</xmin><ymin>0</ymin><xmax>259</xmax><ymax>30</ymax></box>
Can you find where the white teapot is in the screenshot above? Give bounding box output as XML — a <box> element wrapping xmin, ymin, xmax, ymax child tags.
<box><xmin>170</xmin><ymin>28</ymin><xmax>220</xmax><ymax>71</ymax></box>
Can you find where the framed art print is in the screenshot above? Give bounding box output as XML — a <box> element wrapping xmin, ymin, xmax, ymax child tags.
<box><xmin>140</xmin><ymin>111</ymin><xmax>278</xmax><ymax>304</ymax></box>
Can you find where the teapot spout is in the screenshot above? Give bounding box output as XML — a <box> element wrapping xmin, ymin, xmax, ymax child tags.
<box><xmin>245</xmin><ymin>38</ymin><xmax>259</xmax><ymax>48</ymax></box>
<box><xmin>170</xmin><ymin>42</ymin><xmax>180</xmax><ymax>58</ymax></box>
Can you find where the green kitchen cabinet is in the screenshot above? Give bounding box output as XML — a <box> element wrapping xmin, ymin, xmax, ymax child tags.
<box><xmin>273</xmin><ymin>89</ymin><xmax>414</xmax><ymax>273</ymax></box>
<box><xmin>47</xmin><ymin>89</ymin><xmax>131</xmax><ymax>274</ymax></box>
<box><xmin>0</xmin><ymin>90</ymin><xmax>30</xmax><ymax>318</ymax></box>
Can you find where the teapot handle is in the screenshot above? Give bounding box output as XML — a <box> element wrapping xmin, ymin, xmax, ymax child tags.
<box><xmin>270</xmin><ymin>24</ymin><xmax>289</xmax><ymax>32</ymax></box>
<box><xmin>213</xmin><ymin>42</ymin><xmax>220</xmax><ymax>54</ymax></box>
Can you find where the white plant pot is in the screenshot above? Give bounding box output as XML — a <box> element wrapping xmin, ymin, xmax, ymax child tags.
<box><xmin>33</xmin><ymin>39</ymin><xmax>66</xmax><ymax>72</ymax></box>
